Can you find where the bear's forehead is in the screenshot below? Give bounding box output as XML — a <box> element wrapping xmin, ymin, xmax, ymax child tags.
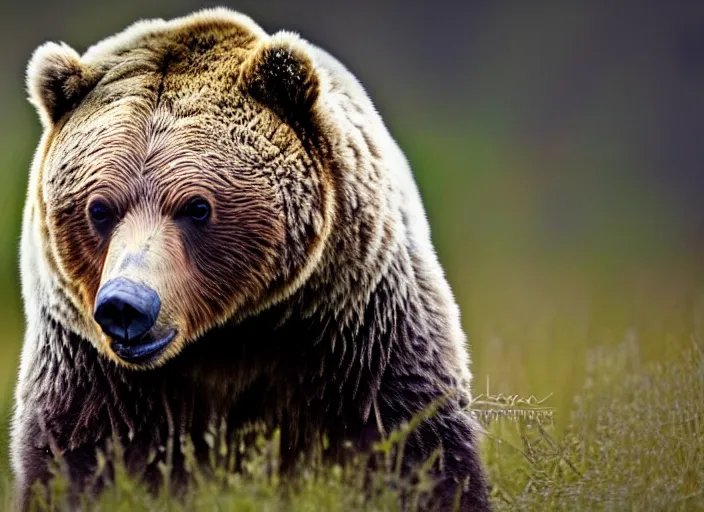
<box><xmin>45</xmin><ymin>94</ymin><xmax>294</xmax><ymax>201</ymax></box>
<box><xmin>86</xmin><ymin>18</ymin><xmax>262</xmax><ymax>79</ymax></box>
<box><xmin>82</xmin><ymin>21</ymin><xmax>263</xmax><ymax>112</ymax></box>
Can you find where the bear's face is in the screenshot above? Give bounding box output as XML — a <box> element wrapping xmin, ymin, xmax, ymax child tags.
<box><xmin>26</xmin><ymin>13</ymin><xmax>334</xmax><ymax>368</ymax></box>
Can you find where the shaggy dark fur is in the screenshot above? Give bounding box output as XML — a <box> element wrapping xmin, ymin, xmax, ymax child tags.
<box><xmin>13</xmin><ymin>8</ymin><xmax>490</xmax><ymax>511</ymax></box>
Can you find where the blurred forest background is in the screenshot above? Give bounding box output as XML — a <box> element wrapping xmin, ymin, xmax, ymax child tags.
<box><xmin>0</xmin><ymin>1</ymin><xmax>703</xmax><ymax>506</ymax></box>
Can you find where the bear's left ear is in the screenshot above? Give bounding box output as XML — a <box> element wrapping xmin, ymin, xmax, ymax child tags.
<box><xmin>27</xmin><ymin>42</ymin><xmax>100</xmax><ymax>128</ymax></box>
<box><xmin>239</xmin><ymin>32</ymin><xmax>320</xmax><ymax>139</ymax></box>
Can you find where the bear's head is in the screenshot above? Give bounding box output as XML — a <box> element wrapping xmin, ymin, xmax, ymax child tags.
<box><xmin>25</xmin><ymin>10</ymin><xmax>339</xmax><ymax>369</ymax></box>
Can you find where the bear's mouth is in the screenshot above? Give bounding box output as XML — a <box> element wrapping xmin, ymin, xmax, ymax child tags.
<box><xmin>111</xmin><ymin>329</ymin><xmax>177</xmax><ymax>365</ymax></box>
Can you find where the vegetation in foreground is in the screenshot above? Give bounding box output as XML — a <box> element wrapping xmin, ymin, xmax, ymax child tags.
<box><xmin>1</xmin><ymin>336</ymin><xmax>701</xmax><ymax>511</ymax></box>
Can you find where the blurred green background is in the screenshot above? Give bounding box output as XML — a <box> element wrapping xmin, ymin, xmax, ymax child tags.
<box><xmin>0</xmin><ymin>0</ymin><xmax>703</xmax><ymax>486</ymax></box>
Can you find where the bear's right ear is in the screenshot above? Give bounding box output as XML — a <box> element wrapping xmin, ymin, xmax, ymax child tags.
<box><xmin>27</xmin><ymin>42</ymin><xmax>99</xmax><ymax>128</ymax></box>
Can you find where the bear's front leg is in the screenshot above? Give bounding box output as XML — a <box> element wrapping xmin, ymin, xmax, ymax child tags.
<box><xmin>11</xmin><ymin>398</ymin><xmax>115</xmax><ymax>510</ymax></box>
<box><xmin>373</xmin><ymin>387</ymin><xmax>491</xmax><ymax>511</ymax></box>
<box><xmin>376</xmin><ymin>408</ymin><xmax>490</xmax><ymax>512</ymax></box>
<box><xmin>405</xmin><ymin>410</ymin><xmax>490</xmax><ymax>511</ymax></box>
<box><xmin>11</xmin><ymin>408</ymin><xmax>54</xmax><ymax>511</ymax></box>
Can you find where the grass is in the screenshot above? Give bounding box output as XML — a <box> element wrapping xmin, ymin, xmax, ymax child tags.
<box><xmin>484</xmin><ymin>337</ymin><xmax>704</xmax><ymax>510</ymax></box>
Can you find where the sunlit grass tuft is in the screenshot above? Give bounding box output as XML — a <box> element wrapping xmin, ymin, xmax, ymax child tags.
<box><xmin>483</xmin><ymin>337</ymin><xmax>704</xmax><ymax>510</ymax></box>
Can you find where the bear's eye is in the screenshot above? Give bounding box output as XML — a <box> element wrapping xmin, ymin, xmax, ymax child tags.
<box><xmin>88</xmin><ymin>199</ymin><xmax>115</xmax><ymax>233</ymax></box>
<box><xmin>181</xmin><ymin>198</ymin><xmax>211</xmax><ymax>224</ymax></box>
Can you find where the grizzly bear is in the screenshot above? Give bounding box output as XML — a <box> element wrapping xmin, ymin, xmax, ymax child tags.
<box><xmin>12</xmin><ymin>7</ymin><xmax>489</xmax><ymax>511</ymax></box>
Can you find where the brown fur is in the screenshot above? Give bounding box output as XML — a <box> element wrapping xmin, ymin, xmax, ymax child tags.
<box><xmin>13</xmin><ymin>8</ymin><xmax>490</xmax><ymax>511</ymax></box>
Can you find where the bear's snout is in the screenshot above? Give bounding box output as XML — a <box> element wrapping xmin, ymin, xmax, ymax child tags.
<box><xmin>94</xmin><ymin>278</ymin><xmax>173</xmax><ymax>364</ymax></box>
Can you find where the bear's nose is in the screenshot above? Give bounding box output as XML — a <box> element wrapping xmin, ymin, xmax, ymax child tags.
<box><xmin>93</xmin><ymin>278</ymin><xmax>161</xmax><ymax>345</ymax></box>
